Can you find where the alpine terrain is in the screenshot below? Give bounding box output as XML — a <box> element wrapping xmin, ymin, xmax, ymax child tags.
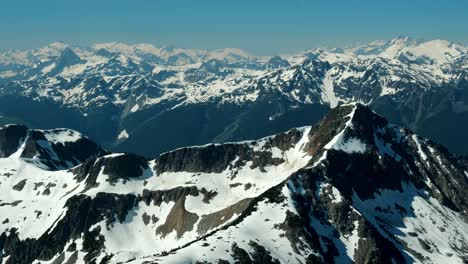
<box><xmin>0</xmin><ymin>37</ymin><xmax>468</xmax><ymax>157</ymax></box>
<box><xmin>1</xmin><ymin>103</ymin><xmax>467</xmax><ymax>264</ymax></box>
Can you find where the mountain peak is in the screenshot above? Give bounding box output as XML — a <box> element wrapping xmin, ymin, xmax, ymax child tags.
<box><xmin>92</xmin><ymin>41</ymin><xmax>134</xmax><ymax>54</ymax></box>
<box><xmin>388</xmin><ymin>35</ymin><xmax>420</xmax><ymax>45</ymax></box>
<box><xmin>59</xmin><ymin>47</ymin><xmax>80</xmax><ymax>60</ymax></box>
<box><xmin>47</xmin><ymin>41</ymin><xmax>69</xmax><ymax>50</ymax></box>
<box><xmin>0</xmin><ymin>124</ymin><xmax>106</xmax><ymax>170</ymax></box>
<box><xmin>304</xmin><ymin>103</ymin><xmax>383</xmax><ymax>156</ymax></box>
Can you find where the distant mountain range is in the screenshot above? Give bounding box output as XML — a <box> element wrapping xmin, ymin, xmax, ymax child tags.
<box><xmin>0</xmin><ymin>36</ymin><xmax>467</xmax><ymax>157</ymax></box>
<box><xmin>0</xmin><ymin>103</ymin><xmax>467</xmax><ymax>263</ymax></box>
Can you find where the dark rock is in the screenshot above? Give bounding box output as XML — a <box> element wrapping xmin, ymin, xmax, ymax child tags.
<box><xmin>200</xmin><ymin>188</ymin><xmax>218</xmax><ymax>203</ymax></box>
<box><xmin>71</xmin><ymin>153</ymin><xmax>148</xmax><ymax>190</ymax></box>
<box><xmin>248</xmin><ymin>241</ymin><xmax>281</xmax><ymax>264</ymax></box>
<box><xmin>305</xmin><ymin>105</ymin><xmax>354</xmax><ymax>156</ymax></box>
<box><xmin>154</xmin><ymin>144</ymin><xmax>250</xmax><ymax>174</ymax></box>
<box><xmin>231</xmin><ymin>243</ymin><xmax>252</xmax><ymax>264</ymax></box>
<box><xmin>0</xmin><ymin>124</ymin><xmax>28</xmax><ymax>157</ymax></box>
<box><xmin>153</xmin><ymin>128</ymin><xmax>302</xmax><ymax>174</ymax></box>
<box><xmin>354</xmin><ymin>220</ymin><xmax>405</xmax><ymax>264</ymax></box>
<box><xmin>12</xmin><ymin>179</ymin><xmax>27</xmax><ymax>191</ymax></box>
<box><xmin>101</xmin><ymin>153</ymin><xmax>148</xmax><ymax>182</ymax></box>
<box><xmin>141</xmin><ymin>186</ymin><xmax>199</xmax><ymax>206</ymax></box>
<box><xmin>142</xmin><ymin>213</ymin><xmax>151</xmax><ymax>225</ymax></box>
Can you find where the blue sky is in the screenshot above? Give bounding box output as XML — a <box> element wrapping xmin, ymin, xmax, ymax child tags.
<box><xmin>1</xmin><ymin>0</ymin><xmax>467</xmax><ymax>55</ymax></box>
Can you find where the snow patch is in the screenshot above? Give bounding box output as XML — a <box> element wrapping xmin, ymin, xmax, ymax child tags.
<box><xmin>118</xmin><ymin>129</ymin><xmax>129</xmax><ymax>140</ymax></box>
<box><xmin>412</xmin><ymin>135</ymin><xmax>428</xmax><ymax>161</ymax></box>
<box><xmin>41</xmin><ymin>129</ymin><xmax>83</xmax><ymax>144</ymax></box>
<box><xmin>321</xmin><ymin>70</ymin><xmax>340</xmax><ymax>107</ymax></box>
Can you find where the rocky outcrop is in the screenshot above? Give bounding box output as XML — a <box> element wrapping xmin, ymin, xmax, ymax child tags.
<box><xmin>141</xmin><ymin>186</ymin><xmax>199</xmax><ymax>206</ymax></box>
<box><xmin>0</xmin><ymin>125</ymin><xmax>28</xmax><ymax>157</ymax></box>
<box><xmin>154</xmin><ymin>144</ymin><xmax>249</xmax><ymax>173</ymax></box>
<box><xmin>156</xmin><ymin>198</ymin><xmax>199</xmax><ymax>238</ymax></box>
<box><xmin>197</xmin><ymin>199</ymin><xmax>252</xmax><ymax>235</ymax></box>
<box><xmin>72</xmin><ymin>153</ymin><xmax>148</xmax><ymax>190</ymax></box>
<box><xmin>154</xmin><ymin>129</ymin><xmax>303</xmax><ymax>174</ymax></box>
<box><xmin>231</xmin><ymin>241</ymin><xmax>281</xmax><ymax>264</ymax></box>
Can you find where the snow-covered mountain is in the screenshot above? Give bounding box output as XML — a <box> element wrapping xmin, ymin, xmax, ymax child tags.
<box><xmin>0</xmin><ymin>37</ymin><xmax>467</xmax><ymax>157</ymax></box>
<box><xmin>0</xmin><ymin>124</ymin><xmax>105</xmax><ymax>170</ymax></box>
<box><xmin>0</xmin><ymin>103</ymin><xmax>467</xmax><ymax>263</ymax></box>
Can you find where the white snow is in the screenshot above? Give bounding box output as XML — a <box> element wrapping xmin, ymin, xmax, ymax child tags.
<box><xmin>322</xmin><ymin>70</ymin><xmax>340</xmax><ymax>107</ymax></box>
<box><xmin>0</xmin><ymin>158</ymin><xmax>81</xmax><ymax>240</ymax></box>
<box><xmin>319</xmin><ymin>182</ymin><xmax>343</xmax><ymax>204</ymax></box>
<box><xmin>41</xmin><ymin>129</ymin><xmax>83</xmax><ymax>144</ymax></box>
<box><xmin>117</xmin><ymin>129</ymin><xmax>129</xmax><ymax>140</ymax></box>
<box><xmin>380</xmin><ymin>85</ymin><xmax>400</xmax><ymax>96</ymax></box>
<box><xmin>412</xmin><ymin>134</ymin><xmax>428</xmax><ymax>161</ymax></box>
<box><xmin>329</xmin><ymin>137</ymin><xmax>367</xmax><ymax>153</ymax></box>
<box><xmin>41</xmin><ymin>63</ymin><xmax>56</xmax><ymax>74</ymax></box>
<box><xmin>60</xmin><ymin>63</ymin><xmax>87</xmax><ymax>77</ymax></box>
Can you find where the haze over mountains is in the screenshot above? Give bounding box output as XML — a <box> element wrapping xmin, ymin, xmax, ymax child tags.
<box><xmin>0</xmin><ymin>36</ymin><xmax>467</xmax><ymax>158</ymax></box>
<box><xmin>0</xmin><ymin>103</ymin><xmax>467</xmax><ymax>263</ymax></box>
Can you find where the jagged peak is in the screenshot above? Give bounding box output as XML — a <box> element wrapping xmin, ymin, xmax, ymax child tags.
<box><xmin>300</xmin><ymin>102</ymin><xmax>468</xmax><ymax>214</ymax></box>
<box><xmin>305</xmin><ymin>102</ymin><xmax>390</xmax><ymax>159</ymax></box>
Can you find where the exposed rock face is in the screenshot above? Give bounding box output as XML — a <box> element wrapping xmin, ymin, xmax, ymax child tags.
<box><xmin>1</xmin><ymin>103</ymin><xmax>468</xmax><ymax>263</ymax></box>
<box><xmin>154</xmin><ymin>144</ymin><xmax>250</xmax><ymax>173</ymax></box>
<box><xmin>141</xmin><ymin>186</ymin><xmax>199</xmax><ymax>206</ymax></box>
<box><xmin>71</xmin><ymin>153</ymin><xmax>148</xmax><ymax>192</ymax></box>
<box><xmin>305</xmin><ymin>105</ymin><xmax>354</xmax><ymax>156</ymax></box>
<box><xmin>156</xmin><ymin>198</ymin><xmax>199</xmax><ymax>238</ymax></box>
<box><xmin>197</xmin><ymin>199</ymin><xmax>252</xmax><ymax>235</ymax></box>
<box><xmin>0</xmin><ymin>125</ymin><xmax>28</xmax><ymax>157</ymax></box>
<box><xmin>101</xmin><ymin>153</ymin><xmax>148</xmax><ymax>182</ymax></box>
<box><xmin>154</xmin><ymin>129</ymin><xmax>302</xmax><ymax>174</ymax></box>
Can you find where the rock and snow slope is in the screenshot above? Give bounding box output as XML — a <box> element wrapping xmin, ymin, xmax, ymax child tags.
<box><xmin>0</xmin><ymin>103</ymin><xmax>467</xmax><ymax>264</ymax></box>
<box><xmin>0</xmin><ymin>124</ymin><xmax>105</xmax><ymax>170</ymax></box>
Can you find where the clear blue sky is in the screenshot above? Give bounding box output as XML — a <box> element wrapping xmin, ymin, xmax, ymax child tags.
<box><xmin>1</xmin><ymin>0</ymin><xmax>467</xmax><ymax>55</ymax></box>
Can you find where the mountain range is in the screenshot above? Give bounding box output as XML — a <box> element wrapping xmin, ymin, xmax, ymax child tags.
<box><xmin>0</xmin><ymin>103</ymin><xmax>467</xmax><ymax>263</ymax></box>
<box><xmin>0</xmin><ymin>36</ymin><xmax>467</xmax><ymax>158</ymax></box>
